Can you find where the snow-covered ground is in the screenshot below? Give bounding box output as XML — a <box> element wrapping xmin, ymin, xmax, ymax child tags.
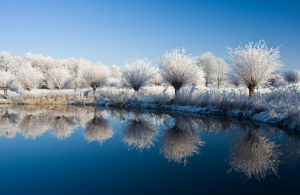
<box><xmin>0</xmin><ymin>84</ymin><xmax>299</xmax><ymax>130</ymax></box>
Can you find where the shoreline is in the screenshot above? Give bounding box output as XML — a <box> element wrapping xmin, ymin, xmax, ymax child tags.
<box><xmin>1</xmin><ymin>98</ymin><xmax>298</xmax><ymax>131</ymax></box>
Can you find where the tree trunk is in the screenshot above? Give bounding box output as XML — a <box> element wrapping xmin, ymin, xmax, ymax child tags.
<box><xmin>92</xmin><ymin>87</ymin><xmax>97</xmax><ymax>100</ymax></box>
<box><xmin>3</xmin><ymin>88</ymin><xmax>8</xmax><ymax>99</ymax></box>
<box><xmin>248</xmin><ymin>84</ymin><xmax>256</xmax><ymax>98</ymax></box>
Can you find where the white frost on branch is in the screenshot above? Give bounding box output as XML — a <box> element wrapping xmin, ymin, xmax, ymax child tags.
<box><xmin>16</xmin><ymin>62</ymin><xmax>43</xmax><ymax>91</ymax></box>
<box><xmin>47</xmin><ymin>67</ymin><xmax>71</xmax><ymax>89</ymax></box>
<box><xmin>159</xmin><ymin>49</ymin><xmax>204</xmax><ymax>93</ymax></box>
<box><xmin>228</xmin><ymin>40</ymin><xmax>282</xmax><ymax>97</ymax></box>
<box><xmin>122</xmin><ymin>58</ymin><xmax>155</xmax><ymax>91</ymax></box>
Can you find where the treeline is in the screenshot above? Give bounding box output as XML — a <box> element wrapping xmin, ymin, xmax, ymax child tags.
<box><xmin>0</xmin><ymin>40</ymin><xmax>299</xmax><ymax>99</ymax></box>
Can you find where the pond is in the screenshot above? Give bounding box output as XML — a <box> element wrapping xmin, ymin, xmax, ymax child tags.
<box><xmin>0</xmin><ymin>105</ymin><xmax>299</xmax><ymax>194</ymax></box>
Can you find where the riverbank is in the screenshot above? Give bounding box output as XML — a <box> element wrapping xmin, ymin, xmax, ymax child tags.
<box><xmin>0</xmin><ymin>85</ymin><xmax>299</xmax><ymax>130</ymax></box>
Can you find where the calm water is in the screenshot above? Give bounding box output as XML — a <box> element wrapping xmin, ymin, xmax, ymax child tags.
<box><xmin>0</xmin><ymin>105</ymin><xmax>299</xmax><ymax>195</ymax></box>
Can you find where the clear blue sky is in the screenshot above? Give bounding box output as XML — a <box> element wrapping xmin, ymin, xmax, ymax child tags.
<box><xmin>0</xmin><ymin>0</ymin><xmax>299</xmax><ymax>69</ymax></box>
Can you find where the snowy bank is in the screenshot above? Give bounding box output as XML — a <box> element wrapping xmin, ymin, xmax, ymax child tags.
<box><xmin>0</xmin><ymin>85</ymin><xmax>299</xmax><ymax>130</ymax></box>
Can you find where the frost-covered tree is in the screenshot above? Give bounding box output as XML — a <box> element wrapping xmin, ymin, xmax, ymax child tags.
<box><xmin>24</xmin><ymin>53</ymin><xmax>56</xmax><ymax>75</ymax></box>
<box><xmin>214</xmin><ymin>58</ymin><xmax>228</xmax><ymax>88</ymax></box>
<box><xmin>0</xmin><ymin>71</ymin><xmax>15</xmax><ymax>99</ymax></box>
<box><xmin>228</xmin><ymin>41</ymin><xmax>282</xmax><ymax>97</ymax></box>
<box><xmin>108</xmin><ymin>64</ymin><xmax>122</xmax><ymax>87</ymax></box>
<box><xmin>0</xmin><ymin>51</ymin><xmax>16</xmax><ymax>72</ymax></box>
<box><xmin>47</xmin><ymin>67</ymin><xmax>71</xmax><ymax>89</ymax></box>
<box><xmin>197</xmin><ymin>52</ymin><xmax>217</xmax><ymax>87</ymax></box>
<box><xmin>283</xmin><ymin>70</ymin><xmax>300</xmax><ymax>84</ymax></box>
<box><xmin>122</xmin><ymin>58</ymin><xmax>154</xmax><ymax>91</ymax></box>
<box><xmin>16</xmin><ymin>62</ymin><xmax>43</xmax><ymax>91</ymax></box>
<box><xmin>159</xmin><ymin>49</ymin><xmax>204</xmax><ymax>93</ymax></box>
<box><xmin>81</xmin><ymin>62</ymin><xmax>110</xmax><ymax>93</ymax></box>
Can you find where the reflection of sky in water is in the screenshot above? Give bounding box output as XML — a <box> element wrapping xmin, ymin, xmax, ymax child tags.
<box><xmin>0</xmin><ymin>105</ymin><xmax>299</xmax><ymax>194</ymax></box>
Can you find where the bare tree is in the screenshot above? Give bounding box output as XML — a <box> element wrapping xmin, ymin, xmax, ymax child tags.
<box><xmin>159</xmin><ymin>49</ymin><xmax>204</xmax><ymax>94</ymax></box>
<box><xmin>228</xmin><ymin>41</ymin><xmax>282</xmax><ymax>97</ymax></box>
<box><xmin>47</xmin><ymin>67</ymin><xmax>71</xmax><ymax>90</ymax></box>
<box><xmin>283</xmin><ymin>70</ymin><xmax>300</xmax><ymax>84</ymax></box>
<box><xmin>214</xmin><ymin>58</ymin><xmax>228</xmax><ymax>88</ymax></box>
<box><xmin>122</xmin><ymin>58</ymin><xmax>154</xmax><ymax>91</ymax></box>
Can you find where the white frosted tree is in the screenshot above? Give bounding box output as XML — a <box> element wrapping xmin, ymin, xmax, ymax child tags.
<box><xmin>24</xmin><ymin>53</ymin><xmax>56</xmax><ymax>75</ymax></box>
<box><xmin>47</xmin><ymin>67</ymin><xmax>71</xmax><ymax>89</ymax></box>
<box><xmin>159</xmin><ymin>49</ymin><xmax>204</xmax><ymax>93</ymax></box>
<box><xmin>81</xmin><ymin>62</ymin><xmax>110</xmax><ymax>93</ymax></box>
<box><xmin>122</xmin><ymin>58</ymin><xmax>155</xmax><ymax>91</ymax></box>
<box><xmin>283</xmin><ymin>70</ymin><xmax>300</xmax><ymax>84</ymax></box>
<box><xmin>197</xmin><ymin>52</ymin><xmax>217</xmax><ymax>87</ymax></box>
<box><xmin>214</xmin><ymin>58</ymin><xmax>228</xmax><ymax>88</ymax></box>
<box><xmin>109</xmin><ymin>64</ymin><xmax>122</xmax><ymax>87</ymax></box>
<box><xmin>0</xmin><ymin>71</ymin><xmax>15</xmax><ymax>99</ymax></box>
<box><xmin>16</xmin><ymin>62</ymin><xmax>43</xmax><ymax>91</ymax></box>
<box><xmin>0</xmin><ymin>51</ymin><xmax>16</xmax><ymax>72</ymax></box>
<box><xmin>228</xmin><ymin>41</ymin><xmax>282</xmax><ymax>97</ymax></box>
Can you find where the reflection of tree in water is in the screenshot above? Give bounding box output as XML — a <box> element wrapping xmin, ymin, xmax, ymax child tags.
<box><xmin>123</xmin><ymin>117</ymin><xmax>157</xmax><ymax>150</ymax></box>
<box><xmin>84</xmin><ymin>112</ymin><xmax>113</xmax><ymax>145</ymax></box>
<box><xmin>18</xmin><ymin>114</ymin><xmax>47</xmax><ymax>139</ymax></box>
<box><xmin>228</xmin><ymin>130</ymin><xmax>280</xmax><ymax>180</ymax></box>
<box><xmin>0</xmin><ymin>108</ymin><xmax>18</xmax><ymax>138</ymax></box>
<box><xmin>160</xmin><ymin>116</ymin><xmax>205</xmax><ymax>165</ymax></box>
<box><xmin>51</xmin><ymin>116</ymin><xmax>75</xmax><ymax>140</ymax></box>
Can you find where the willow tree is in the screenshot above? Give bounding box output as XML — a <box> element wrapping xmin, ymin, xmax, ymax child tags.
<box><xmin>159</xmin><ymin>49</ymin><xmax>204</xmax><ymax>94</ymax></box>
<box><xmin>228</xmin><ymin>41</ymin><xmax>282</xmax><ymax>97</ymax></box>
<box><xmin>122</xmin><ymin>58</ymin><xmax>154</xmax><ymax>91</ymax></box>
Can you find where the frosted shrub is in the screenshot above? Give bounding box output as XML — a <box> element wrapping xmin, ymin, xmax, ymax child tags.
<box><xmin>122</xmin><ymin>58</ymin><xmax>154</xmax><ymax>91</ymax></box>
<box><xmin>16</xmin><ymin>62</ymin><xmax>43</xmax><ymax>91</ymax></box>
<box><xmin>159</xmin><ymin>49</ymin><xmax>204</xmax><ymax>94</ymax></box>
<box><xmin>228</xmin><ymin>41</ymin><xmax>282</xmax><ymax>97</ymax></box>
<box><xmin>0</xmin><ymin>71</ymin><xmax>15</xmax><ymax>99</ymax></box>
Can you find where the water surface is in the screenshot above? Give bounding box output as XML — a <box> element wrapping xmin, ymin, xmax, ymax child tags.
<box><xmin>0</xmin><ymin>105</ymin><xmax>299</xmax><ymax>194</ymax></box>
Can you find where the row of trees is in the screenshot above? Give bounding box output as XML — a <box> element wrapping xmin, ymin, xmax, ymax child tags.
<box><xmin>0</xmin><ymin>40</ymin><xmax>299</xmax><ymax>99</ymax></box>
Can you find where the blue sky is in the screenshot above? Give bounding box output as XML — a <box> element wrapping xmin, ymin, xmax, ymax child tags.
<box><xmin>0</xmin><ymin>0</ymin><xmax>299</xmax><ymax>69</ymax></box>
